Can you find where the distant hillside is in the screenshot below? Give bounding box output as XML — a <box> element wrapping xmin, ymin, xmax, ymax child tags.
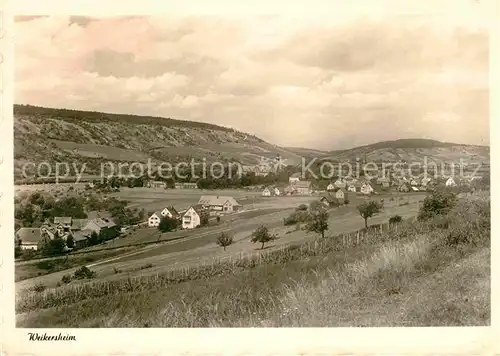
<box><xmin>14</xmin><ymin>105</ymin><xmax>304</xmax><ymax>179</ymax></box>
<box><xmin>322</xmin><ymin>139</ymin><xmax>489</xmax><ymax>164</ymax></box>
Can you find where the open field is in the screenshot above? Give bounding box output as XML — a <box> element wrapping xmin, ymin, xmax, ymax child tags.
<box><xmin>15</xmin><ymin>192</ymin><xmax>426</xmax><ymax>293</ymax></box>
<box><xmin>16</xmin><ymin>192</ymin><xmax>490</xmax><ymax>327</ymax></box>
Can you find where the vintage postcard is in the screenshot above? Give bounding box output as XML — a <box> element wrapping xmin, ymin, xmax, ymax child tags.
<box><xmin>0</xmin><ymin>0</ymin><xmax>498</xmax><ymax>354</ymax></box>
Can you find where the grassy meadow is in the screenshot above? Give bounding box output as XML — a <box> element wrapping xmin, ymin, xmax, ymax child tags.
<box><xmin>16</xmin><ymin>191</ymin><xmax>489</xmax><ymax>327</ymax></box>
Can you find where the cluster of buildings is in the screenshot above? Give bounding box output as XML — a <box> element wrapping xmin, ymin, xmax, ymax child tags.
<box><xmin>146</xmin><ymin>181</ymin><xmax>199</xmax><ymax>189</ymax></box>
<box><xmin>147</xmin><ymin>195</ymin><xmax>241</xmax><ymax>229</ymax></box>
<box><xmin>15</xmin><ymin>211</ymin><xmax>117</xmax><ymax>251</ymax></box>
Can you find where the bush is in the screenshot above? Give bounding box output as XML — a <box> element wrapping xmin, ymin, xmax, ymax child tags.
<box><xmin>296</xmin><ymin>204</ymin><xmax>308</xmax><ymax>211</ymax></box>
<box><xmin>61</xmin><ymin>274</ymin><xmax>72</xmax><ymax>284</ymax></box>
<box><xmin>32</xmin><ymin>283</ymin><xmax>46</xmax><ymax>293</ymax></box>
<box><xmin>444</xmin><ymin>197</ymin><xmax>490</xmax><ymax>247</ymax></box>
<box><xmin>418</xmin><ymin>190</ymin><xmax>457</xmax><ymax>221</ymax></box>
<box><xmin>284</xmin><ymin>210</ymin><xmax>311</xmax><ymax>226</ymax></box>
<box><xmin>74</xmin><ymin>266</ymin><xmax>97</xmax><ymax>280</ymax></box>
<box><xmin>389</xmin><ymin>215</ymin><xmax>402</xmax><ymax>224</ymax></box>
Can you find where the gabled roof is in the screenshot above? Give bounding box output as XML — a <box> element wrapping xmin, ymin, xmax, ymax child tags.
<box><xmin>198</xmin><ymin>195</ymin><xmax>240</xmax><ymax>206</ymax></box>
<box><xmin>73</xmin><ymin>229</ymin><xmax>93</xmax><ymax>242</ymax></box>
<box><xmin>185</xmin><ymin>204</ymin><xmax>205</xmax><ymax>215</ymax></box>
<box><xmin>15</xmin><ymin>228</ymin><xmax>42</xmax><ymax>244</ymax></box>
<box><xmin>85</xmin><ymin>217</ymin><xmax>116</xmax><ymax>229</ymax></box>
<box><xmin>320</xmin><ymin>193</ymin><xmax>337</xmax><ymax>203</ymax></box>
<box><xmin>71</xmin><ymin>218</ymin><xmax>88</xmax><ymax>230</ymax></box>
<box><xmin>54</xmin><ymin>216</ymin><xmax>72</xmax><ymax>225</ymax></box>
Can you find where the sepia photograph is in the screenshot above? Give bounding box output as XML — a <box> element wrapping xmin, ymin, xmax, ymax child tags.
<box><xmin>9</xmin><ymin>0</ymin><xmax>491</xmax><ymax>332</ymax></box>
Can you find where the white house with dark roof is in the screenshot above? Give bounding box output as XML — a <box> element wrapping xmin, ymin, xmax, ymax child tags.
<box><xmin>360</xmin><ymin>182</ymin><xmax>374</xmax><ymax>195</ymax></box>
<box><xmin>15</xmin><ymin>228</ymin><xmax>45</xmax><ymax>250</ymax></box>
<box><xmin>182</xmin><ymin>205</ymin><xmax>205</xmax><ymax>229</ymax></box>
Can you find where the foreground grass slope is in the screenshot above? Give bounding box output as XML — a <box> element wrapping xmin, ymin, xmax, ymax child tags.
<box><xmin>17</xmin><ymin>192</ymin><xmax>490</xmax><ymax>327</ymax></box>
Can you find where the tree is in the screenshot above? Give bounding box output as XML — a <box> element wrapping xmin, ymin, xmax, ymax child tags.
<box><xmin>158</xmin><ymin>216</ymin><xmax>179</xmax><ymax>232</ymax></box>
<box><xmin>41</xmin><ymin>233</ymin><xmax>66</xmax><ymax>257</ymax></box>
<box><xmin>66</xmin><ymin>235</ymin><xmax>75</xmax><ymax>249</ymax></box>
<box><xmin>250</xmin><ymin>225</ymin><xmax>277</xmax><ymax>250</ymax></box>
<box><xmin>417</xmin><ymin>190</ymin><xmax>456</xmax><ymax>221</ymax></box>
<box><xmin>306</xmin><ymin>209</ymin><xmax>329</xmax><ymax>238</ymax></box>
<box><xmin>309</xmin><ymin>200</ymin><xmax>323</xmax><ymax>213</ymax></box>
<box><xmin>357</xmin><ymin>200</ymin><xmax>383</xmax><ymax>228</ymax></box>
<box><xmin>389</xmin><ymin>215</ymin><xmax>402</xmax><ymax>225</ymax></box>
<box><xmin>88</xmin><ymin>231</ymin><xmax>100</xmax><ymax>246</ymax></box>
<box><xmin>216</xmin><ymin>231</ymin><xmax>234</xmax><ymax>251</ymax></box>
<box><xmin>200</xmin><ymin>214</ymin><xmax>209</xmax><ymax>227</ymax></box>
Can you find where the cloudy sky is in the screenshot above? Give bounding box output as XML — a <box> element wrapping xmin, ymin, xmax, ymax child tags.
<box><xmin>14</xmin><ymin>3</ymin><xmax>489</xmax><ymax>150</ymax></box>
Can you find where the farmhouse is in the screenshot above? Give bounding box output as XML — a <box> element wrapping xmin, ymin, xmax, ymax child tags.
<box><xmin>289</xmin><ymin>172</ymin><xmax>301</xmax><ymax>183</ymax></box>
<box><xmin>335</xmin><ymin>188</ymin><xmax>348</xmax><ymax>201</ymax></box>
<box><xmin>15</xmin><ymin>228</ymin><xmax>45</xmax><ymax>250</ymax></box>
<box><xmin>198</xmin><ymin>195</ymin><xmax>240</xmax><ymax>213</ymax></box>
<box><xmin>182</xmin><ymin>205</ymin><xmax>205</xmax><ymax>229</ymax></box>
<box><xmin>81</xmin><ymin>217</ymin><xmax>117</xmax><ymax>235</ymax></box>
<box><xmin>292</xmin><ymin>181</ymin><xmax>312</xmax><ymax>195</ymax></box>
<box><xmin>360</xmin><ymin>183</ymin><xmax>374</xmax><ymax>195</ymax></box>
<box><xmin>175</xmin><ymin>182</ymin><xmax>198</xmax><ymax>189</ymax></box>
<box><xmin>326</xmin><ymin>183</ymin><xmax>335</xmax><ymax>192</ymax></box>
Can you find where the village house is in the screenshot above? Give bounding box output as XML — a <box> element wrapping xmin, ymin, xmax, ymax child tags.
<box><xmin>182</xmin><ymin>205</ymin><xmax>206</xmax><ymax>229</ymax></box>
<box><xmin>410</xmin><ymin>178</ymin><xmax>420</xmax><ymax>186</ymax></box>
<box><xmin>198</xmin><ymin>195</ymin><xmax>241</xmax><ymax>214</ymax></box>
<box><xmin>334</xmin><ymin>178</ymin><xmax>347</xmax><ymax>189</ymax></box>
<box><xmin>81</xmin><ymin>216</ymin><xmax>117</xmax><ymax>235</ymax></box>
<box><xmin>445</xmin><ymin>177</ymin><xmax>457</xmax><ymax>187</ymax></box>
<box><xmin>347</xmin><ymin>183</ymin><xmax>357</xmax><ymax>193</ymax></box>
<box><xmin>147</xmin><ymin>180</ymin><xmax>167</xmax><ymax>189</ymax></box>
<box><xmin>174</xmin><ymin>182</ymin><xmax>198</xmax><ymax>189</ymax></box>
<box><xmin>398</xmin><ymin>182</ymin><xmax>410</xmax><ymax>192</ymax></box>
<box><xmin>148</xmin><ymin>206</ymin><xmax>179</xmax><ymax>227</ymax></box>
<box><xmin>411</xmin><ymin>186</ymin><xmax>420</xmax><ymax>192</ymax></box>
<box><xmin>335</xmin><ymin>188</ymin><xmax>348</xmax><ymax>201</ymax></box>
<box><xmin>72</xmin><ymin>229</ymin><xmax>94</xmax><ymax>249</ymax></box>
<box><xmin>284</xmin><ymin>185</ymin><xmax>296</xmax><ymax>195</ymax></box>
<box><xmin>326</xmin><ymin>183</ymin><xmax>335</xmax><ymax>192</ymax></box>
<box><xmin>15</xmin><ymin>228</ymin><xmax>45</xmax><ymax>250</ymax></box>
<box><xmin>320</xmin><ymin>193</ymin><xmax>337</xmax><ymax>207</ymax></box>
<box><xmin>292</xmin><ymin>181</ymin><xmax>312</xmax><ymax>195</ymax></box>
<box><xmin>53</xmin><ymin>217</ymin><xmax>72</xmax><ymax>233</ymax></box>
<box><xmin>289</xmin><ymin>172</ymin><xmax>301</xmax><ymax>183</ymax></box>
<box><xmin>262</xmin><ymin>186</ymin><xmax>282</xmax><ymax>197</ymax></box>
<box><xmin>421</xmin><ymin>176</ymin><xmax>432</xmax><ymax>186</ymax></box>
<box><xmin>360</xmin><ymin>182</ymin><xmax>374</xmax><ymax>195</ymax></box>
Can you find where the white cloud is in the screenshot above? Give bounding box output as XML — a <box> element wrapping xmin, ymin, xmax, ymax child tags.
<box><xmin>14</xmin><ymin>10</ymin><xmax>489</xmax><ymax>149</ymax></box>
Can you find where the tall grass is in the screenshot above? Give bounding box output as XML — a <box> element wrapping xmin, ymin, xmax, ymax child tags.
<box><xmin>17</xmin><ymin>219</ymin><xmax>426</xmax><ymax>313</ymax></box>
<box><xmin>17</xmin><ymin>193</ymin><xmax>490</xmax><ymax>327</ymax></box>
